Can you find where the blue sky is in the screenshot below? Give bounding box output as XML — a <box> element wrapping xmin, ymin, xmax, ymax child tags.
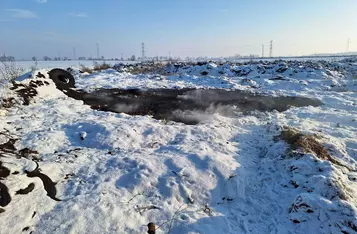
<box><xmin>0</xmin><ymin>0</ymin><xmax>356</xmax><ymax>59</ymax></box>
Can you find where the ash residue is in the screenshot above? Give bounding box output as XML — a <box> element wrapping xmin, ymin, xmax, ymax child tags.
<box><xmin>59</xmin><ymin>87</ymin><xmax>322</xmax><ymax>124</ymax></box>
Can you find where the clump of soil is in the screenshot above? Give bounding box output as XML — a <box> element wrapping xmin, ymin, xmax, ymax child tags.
<box><xmin>0</xmin><ymin>182</ymin><xmax>11</xmax><ymax>207</ymax></box>
<box><xmin>0</xmin><ymin>162</ymin><xmax>10</xmax><ymax>179</ymax></box>
<box><xmin>6</xmin><ymin>79</ymin><xmax>49</xmax><ymax>106</ymax></box>
<box><xmin>25</xmin><ymin>162</ymin><xmax>61</xmax><ymax>201</ymax></box>
<box><xmin>0</xmin><ymin>138</ymin><xmax>17</xmax><ymax>153</ymax></box>
<box><xmin>16</xmin><ymin>183</ymin><xmax>35</xmax><ymax>195</ymax></box>
<box><xmin>0</xmin><ymin>97</ymin><xmax>16</xmax><ymax>109</ymax></box>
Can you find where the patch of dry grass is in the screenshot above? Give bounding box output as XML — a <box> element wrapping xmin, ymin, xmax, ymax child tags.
<box><xmin>93</xmin><ymin>61</ymin><xmax>111</xmax><ymax>71</ymax></box>
<box><xmin>114</xmin><ymin>62</ymin><xmax>166</xmax><ymax>75</ymax></box>
<box><xmin>280</xmin><ymin>127</ymin><xmax>354</xmax><ymax>202</ymax></box>
<box><xmin>80</xmin><ymin>62</ymin><xmax>112</xmax><ymax>74</ymax></box>
<box><xmin>0</xmin><ymin>97</ymin><xmax>16</xmax><ymax>109</ymax></box>
<box><xmin>80</xmin><ymin>64</ymin><xmax>93</xmax><ymax>74</ymax></box>
<box><xmin>280</xmin><ymin>126</ymin><xmax>348</xmax><ymax>169</ymax></box>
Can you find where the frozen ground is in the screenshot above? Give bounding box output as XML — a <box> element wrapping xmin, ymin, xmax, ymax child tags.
<box><xmin>0</xmin><ymin>58</ymin><xmax>357</xmax><ymax>234</ymax></box>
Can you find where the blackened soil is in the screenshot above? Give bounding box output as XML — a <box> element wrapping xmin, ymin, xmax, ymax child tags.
<box><xmin>0</xmin><ymin>182</ymin><xmax>11</xmax><ymax>207</ymax></box>
<box><xmin>59</xmin><ymin>87</ymin><xmax>322</xmax><ymax>124</ymax></box>
<box><xmin>16</xmin><ymin>183</ymin><xmax>35</xmax><ymax>195</ymax></box>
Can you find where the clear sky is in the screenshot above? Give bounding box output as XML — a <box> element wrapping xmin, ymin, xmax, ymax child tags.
<box><xmin>0</xmin><ymin>0</ymin><xmax>356</xmax><ymax>60</ymax></box>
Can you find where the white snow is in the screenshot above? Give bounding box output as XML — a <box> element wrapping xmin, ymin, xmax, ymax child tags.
<box><xmin>0</xmin><ymin>58</ymin><xmax>357</xmax><ymax>234</ymax></box>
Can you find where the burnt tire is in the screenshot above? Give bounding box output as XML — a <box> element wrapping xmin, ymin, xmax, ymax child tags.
<box><xmin>48</xmin><ymin>68</ymin><xmax>75</xmax><ymax>89</ymax></box>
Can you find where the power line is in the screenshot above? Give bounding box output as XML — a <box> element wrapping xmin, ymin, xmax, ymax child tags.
<box><xmin>96</xmin><ymin>42</ymin><xmax>100</xmax><ymax>59</ymax></box>
<box><xmin>73</xmin><ymin>47</ymin><xmax>76</xmax><ymax>60</ymax></box>
<box><xmin>347</xmin><ymin>38</ymin><xmax>351</xmax><ymax>52</ymax></box>
<box><xmin>269</xmin><ymin>40</ymin><xmax>273</xmax><ymax>57</ymax></box>
<box><xmin>141</xmin><ymin>42</ymin><xmax>145</xmax><ymax>59</ymax></box>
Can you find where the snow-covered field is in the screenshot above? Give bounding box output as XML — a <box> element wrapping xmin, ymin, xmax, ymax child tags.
<box><xmin>14</xmin><ymin>56</ymin><xmax>349</xmax><ymax>72</ymax></box>
<box><xmin>15</xmin><ymin>60</ymin><xmax>138</xmax><ymax>72</ymax></box>
<box><xmin>1</xmin><ymin>58</ymin><xmax>357</xmax><ymax>234</ymax></box>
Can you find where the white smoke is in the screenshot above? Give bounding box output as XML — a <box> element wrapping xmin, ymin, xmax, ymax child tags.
<box><xmin>113</xmin><ymin>103</ymin><xmax>140</xmax><ymax>113</ymax></box>
<box><xmin>172</xmin><ymin>104</ymin><xmax>242</xmax><ymax>124</ymax></box>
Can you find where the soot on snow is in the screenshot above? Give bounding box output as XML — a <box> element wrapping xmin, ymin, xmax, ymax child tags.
<box><xmin>61</xmin><ymin>88</ymin><xmax>322</xmax><ymax>124</ymax></box>
<box><xmin>50</xmin><ymin>69</ymin><xmax>323</xmax><ymax>124</ymax></box>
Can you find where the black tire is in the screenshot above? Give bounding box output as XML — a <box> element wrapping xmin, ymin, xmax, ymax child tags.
<box><xmin>48</xmin><ymin>68</ymin><xmax>75</xmax><ymax>89</ymax></box>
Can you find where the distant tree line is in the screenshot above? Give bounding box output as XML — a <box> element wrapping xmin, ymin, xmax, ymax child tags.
<box><xmin>2</xmin><ymin>54</ymin><xmax>141</xmax><ymax>62</ymax></box>
<box><xmin>0</xmin><ymin>54</ymin><xmax>15</xmax><ymax>62</ymax></box>
<box><xmin>31</xmin><ymin>55</ymin><xmax>138</xmax><ymax>61</ymax></box>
